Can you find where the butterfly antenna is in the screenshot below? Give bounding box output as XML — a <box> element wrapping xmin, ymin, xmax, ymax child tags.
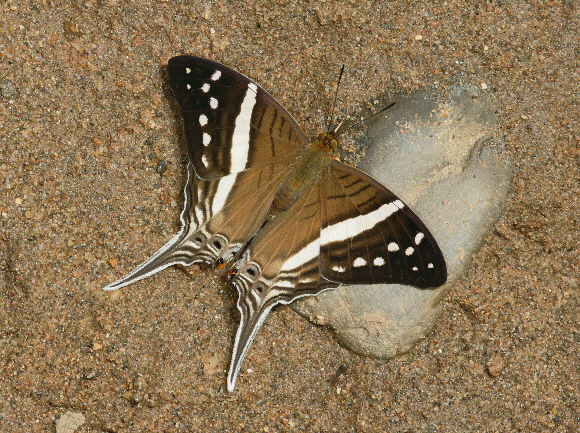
<box><xmin>326</xmin><ymin>65</ymin><xmax>345</xmax><ymax>133</ymax></box>
<box><xmin>339</xmin><ymin>101</ymin><xmax>396</xmax><ymax>136</ymax></box>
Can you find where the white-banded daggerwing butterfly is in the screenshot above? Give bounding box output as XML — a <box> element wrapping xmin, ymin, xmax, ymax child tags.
<box><xmin>104</xmin><ymin>56</ymin><xmax>447</xmax><ymax>391</ymax></box>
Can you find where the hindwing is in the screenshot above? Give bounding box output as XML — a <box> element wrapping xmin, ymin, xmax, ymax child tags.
<box><xmin>103</xmin><ymin>162</ymin><xmax>290</xmax><ymax>291</ymax></box>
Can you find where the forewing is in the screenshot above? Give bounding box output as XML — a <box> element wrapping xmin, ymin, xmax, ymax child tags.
<box><xmin>319</xmin><ymin>159</ymin><xmax>447</xmax><ymax>288</ymax></box>
<box><xmin>167</xmin><ymin>56</ymin><xmax>309</xmax><ymax>179</ymax></box>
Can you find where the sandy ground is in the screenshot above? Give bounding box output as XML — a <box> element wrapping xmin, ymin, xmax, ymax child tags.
<box><xmin>1</xmin><ymin>1</ymin><xmax>579</xmax><ymax>432</ymax></box>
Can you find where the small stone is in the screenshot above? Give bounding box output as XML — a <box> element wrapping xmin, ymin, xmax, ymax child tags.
<box><xmin>15</xmin><ymin>197</ymin><xmax>23</xmax><ymax>205</ymax></box>
<box><xmin>92</xmin><ymin>342</ymin><xmax>103</xmax><ymax>351</ymax></box>
<box><xmin>156</xmin><ymin>160</ymin><xmax>167</xmax><ymax>174</ymax></box>
<box><xmin>107</xmin><ymin>258</ymin><xmax>118</xmax><ymax>268</ymax></box>
<box><xmin>91</xmin><ymin>137</ymin><xmax>104</xmax><ymax>148</ymax></box>
<box><xmin>414</xmin><ymin>34</ymin><xmax>423</xmax><ymax>40</ymax></box>
<box><xmin>281</xmin><ymin>418</ymin><xmax>297</xmax><ymax>428</ymax></box>
<box><xmin>105</xmin><ymin>290</ymin><xmax>123</xmax><ymax>301</ymax></box>
<box><xmin>24</xmin><ymin>210</ymin><xmax>33</xmax><ymax>218</ymax></box>
<box><xmin>203</xmin><ymin>356</ymin><xmax>220</xmax><ymax>375</ymax></box>
<box><xmin>140</xmin><ymin>108</ymin><xmax>157</xmax><ymax>129</ymax></box>
<box><xmin>55</xmin><ymin>411</ymin><xmax>86</xmax><ymax>433</ymax></box>
<box><xmin>486</xmin><ymin>352</ymin><xmax>506</xmax><ymax>377</ymax></box>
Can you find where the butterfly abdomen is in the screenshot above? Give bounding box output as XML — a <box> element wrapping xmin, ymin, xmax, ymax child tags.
<box><xmin>270</xmin><ymin>143</ymin><xmax>331</xmax><ymax>215</ymax></box>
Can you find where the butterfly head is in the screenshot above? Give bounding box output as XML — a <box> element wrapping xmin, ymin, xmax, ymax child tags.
<box><xmin>315</xmin><ymin>121</ymin><xmax>344</xmax><ymax>153</ymax></box>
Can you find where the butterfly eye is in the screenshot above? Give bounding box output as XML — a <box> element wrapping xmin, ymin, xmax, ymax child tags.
<box><xmin>255</xmin><ymin>284</ymin><xmax>264</xmax><ymax>294</ymax></box>
<box><xmin>213</xmin><ymin>240</ymin><xmax>222</xmax><ymax>249</ymax></box>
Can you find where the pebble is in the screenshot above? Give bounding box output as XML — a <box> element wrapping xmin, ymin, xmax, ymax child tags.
<box><xmin>486</xmin><ymin>352</ymin><xmax>506</xmax><ymax>377</ymax></box>
<box><xmin>292</xmin><ymin>83</ymin><xmax>511</xmax><ymax>359</ymax></box>
<box><xmin>203</xmin><ymin>356</ymin><xmax>220</xmax><ymax>375</ymax></box>
<box><xmin>92</xmin><ymin>342</ymin><xmax>103</xmax><ymax>351</ymax></box>
<box><xmin>55</xmin><ymin>411</ymin><xmax>85</xmax><ymax>433</ymax></box>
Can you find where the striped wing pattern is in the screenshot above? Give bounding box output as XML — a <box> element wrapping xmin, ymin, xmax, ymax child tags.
<box><xmin>227</xmin><ymin>160</ymin><xmax>446</xmax><ymax>390</ymax></box>
<box><xmin>319</xmin><ymin>160</ymin><xmax>446</xmax><ymax>288</ymax></box>
<box><xmin>103</xmin><ymin>162</ymin><xmax>289</xmax><ymax>291</ymax></box>
<box><xmin>168</xmin><ymin>56</ymin><xmax>308</xmax><ymax>179</ymax></box>
<box><xmin>103</xmin><ymin>55</ymin><xmax>447</xmax><ymax>392</ymax></box>
<box><xmin>229</xmin><ymin>180</ymin><xmax>338</xmax><ymax>390</ymax></box>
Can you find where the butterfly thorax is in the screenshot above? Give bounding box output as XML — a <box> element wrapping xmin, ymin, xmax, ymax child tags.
<box><xmin>270</xmin><ymin>132</ymin><xmax>337</xmax><ymax>215</ymax></box>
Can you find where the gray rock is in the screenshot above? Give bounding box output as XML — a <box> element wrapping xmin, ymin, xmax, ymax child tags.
<box><xmin>292</xmin><ymin>84</ymin><xmax>511</xmax><ymax>359</ymax></box>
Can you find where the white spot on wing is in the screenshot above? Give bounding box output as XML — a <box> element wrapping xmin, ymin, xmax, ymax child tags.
<box><xmin>201</xmin><ymin>154</ymin><xmax>209</xmax><ymax>168</ymax></box>
<box><xmin>412</xmin><ymin>266</ymin><xmax>418</xmax><ymax>271</ymax></box>
<box><xmin>405</xmin><ymin>247</ymin><xmax>414</xmax><ymax>256</ymax></box>
<box><xmin>229</xmin><ymin>83</ymin><xmax>257</xmax><ymax>173</ymax></box>
<box><xmin>415</xmin><ymin>233</ymin><xmax>424</xmax><ymax>245</ymax></box>
<box><xmin>373</xmin><ymin>257</ymin><xmax>385</xmax><ymax>266</ymax></box>
<box><xmin>332</xmin><ymin>265</ymin><xmax>346</xmax><ymax>273</ymax></box>
<box><xmin>388</xmin><ymin>242</ymin><xmax>399</xmax><ymax>252</ymax></box>
<box><xmin>209</xmin><ymin>97</ymin><xmax>218</xmax><ymax>109</ymax></box>
<box><xmin>353</xmin><ymin>257</ymin><xmax>366</xmax><ymax>267</ymax></box>
<box><xmin>199</xmin><ymin>114</ymin><xmax>208</xmax><ymax>126</ymax></box>
<box><xmin>320</xmin><ymin>201</ymin><xmax>405</xmax><ymax>246</ymax></box>
<box><xmin>211</xmin><ymin>70</ymin><xmax>222</xmax><ymax>81</ymax></box>
<box><xmin>185</xmin><ymin>67</ymin><xmax>191</xmax><ymax>74</ymax></box>
<box><xmin>203</xmin><ymin>133</ymin><xmax>211</xmax><ymax>146</ymax></box>
<box><xmin>428</xmin><ymin>263</ymin><xmax>434</xmax><ymax>269</ymax></box>
<box><xmin>201</xmin><ymin>83</ymin><xmax>210</xmax><ymax>93</ymax></box>
<box><xmin>212</xmin><ymin>173</ymin><xmax>236</xmax><ymax>215</ymax></box>
<box><xmin>186</xmin><ymin>84</ymin><xmax>191</xmax><ymax>90</ymax></box>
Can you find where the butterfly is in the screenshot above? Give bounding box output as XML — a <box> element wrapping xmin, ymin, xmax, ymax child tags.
<box><xmin>103</xmin><ymin>56</ymin><xmax>447</xmax><ymax>391</ymax></box>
